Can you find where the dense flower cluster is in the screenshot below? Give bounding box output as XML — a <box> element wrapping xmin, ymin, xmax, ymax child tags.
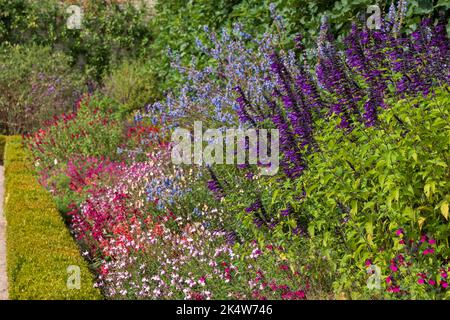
<box><xmin>365</xmin><ymin>230</ymin><xmax>449</xmax><ymax>298</ymax></box>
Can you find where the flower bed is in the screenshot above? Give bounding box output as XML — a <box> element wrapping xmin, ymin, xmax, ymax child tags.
<box><xmin>20</xmin><ymin>2</ymin><xmax>450</xmax><ymax>300</ymax></box>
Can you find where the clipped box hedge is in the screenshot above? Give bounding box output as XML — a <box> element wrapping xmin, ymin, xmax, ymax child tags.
<box><xmin>3</xmin><ymin>136</ymin><xmax>102</xmax><ymax>300</ymax></box>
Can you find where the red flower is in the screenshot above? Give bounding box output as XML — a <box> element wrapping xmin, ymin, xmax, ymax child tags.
<box><xmin>100</xmin><ymin>265</ymin><xmax>109</xmax><ymax>275</ymax></box>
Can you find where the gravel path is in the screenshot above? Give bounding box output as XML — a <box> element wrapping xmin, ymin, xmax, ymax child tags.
<box><xmin>0</xmin><ymin>165</ymin><xmax>7</xmax><ymax>300</ymax></box>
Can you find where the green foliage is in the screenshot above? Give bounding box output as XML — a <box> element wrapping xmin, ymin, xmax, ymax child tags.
<box><xmin>102</xmin><ymin>58</ymin><xmax>161</xmax><ymax>118</ymax></box>
<box><xmin>202</xmin><ymin>87</ymin><xmax>450</xmax><ymax>299</ymax></box>
<box><xmin>3</xmin><ymin>136</ymin><xmax>102</xmax><ymax>299</ymax></box>
<box><xmin>0</xmin><ymin>0</ymin><xmax>154</xmax><ymax>80</ymax></box>
<box><xmin>62</xmin><ymin>1</ymin><xmax>154</xmax><ymax>80</ymax></box>
<box><xmin>148</xmin><ymin>0</ymin><xmax>443</xmax><ymax>95</ymax></box>
<box><xmin>296</xmin><ymin>88</ymin><xmax>450</xmax><ymax>298</ymax></box>
<box><xmin>148</xmin><ymin>0</ymin><xmax>242</xmax><ymax>93</ymax></box>
<box><xmin>0</xmin><ymin>44</ymin><xmax>84</xmax><ymax>135</ymax></box>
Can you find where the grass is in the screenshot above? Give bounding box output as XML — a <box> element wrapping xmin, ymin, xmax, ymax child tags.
<box><xmin>3</xmin><ymin>136</ymin><xmax>102</xmax><ymax>300</ymax></box>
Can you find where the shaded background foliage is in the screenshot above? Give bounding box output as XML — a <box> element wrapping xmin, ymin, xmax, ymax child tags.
<box><xmin>0</xmin><ymin>0</ymin><xmax>153</xmax><ymax>80</ymax></box>
<box><xmin>2</xmin><ymin>0</ymin><xmax>448</xmax><ymax>95</ymax></box>
<box><xmin>148</xmin><ymin>0</ymin><xmax>449</xmax><ymax>94</ymax></box>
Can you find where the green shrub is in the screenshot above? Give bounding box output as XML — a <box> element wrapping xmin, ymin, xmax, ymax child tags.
<box><xmin>102</xmin><ymin>58</ymin><xmax>161</xmax><ymax>118</ymax></box>
<box><xmin>293</xmin><ymin>88</ymin><xmax>450</xmax><ymax>299</ymax></box>
<box><xmin>3</xmin><ymin>136</ymin><xmax>102</xmax><ymax>299</ymax></box>
<box><xmin>0</xmin><ymin>44</ymin><xmax>84</xmax><ymax>135</ymax></box>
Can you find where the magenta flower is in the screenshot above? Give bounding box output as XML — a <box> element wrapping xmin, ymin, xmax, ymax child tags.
<box><xmin>390</xmin><ymin>265</ymin><xmax>398</xmax><ymax>272</ymax></box>
<box><xmin>279</xmin><ymin>264</ymin><xmax>289</xmax><ymax>271</ymax></box>
<box><xmin>441</xmin><ymin>281</ymin><xmax>448</xmax><ymax>289</ymax></box>
<box><xmin>387</xmin><ymin>286</ymin><xmax>400</xmax><ymax>293</ymax></box>
<box><xmin>418</xmin><ymin>278</ymin><xmax>425</xmax><ymax>285</ymax></box>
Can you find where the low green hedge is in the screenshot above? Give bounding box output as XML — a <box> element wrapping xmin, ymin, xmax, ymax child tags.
<box><xmin>3</xmin><ymin>136</ymin><xmax>102</xmax><ymax>300</ymax></box>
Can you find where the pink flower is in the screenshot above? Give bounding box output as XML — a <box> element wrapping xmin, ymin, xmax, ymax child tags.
<box><xmin>279</xmin><ymin>264</ymin><xmax>289</xmax><ymax>271</ymax></box>
<box><xmin>390</xmin><ymin>265</ymin><xmax>398</xmax><ymax>272</ymax></box>
<box><xmin>395</xmin><ymin>229</ymin><xmax>404</xmax><ymax>236</ymax></box>
<box><xmin>441</xmin><ymin>272</ymin><xmax>448</xmax><ymax>279</ymax></box>
<box><xmin>441</xmin><ymin>281</ymin><xmax>448</xmax><ymax>289</ymax></box>
<box><xmin>429</xmin><ymin>279</ymin><xmax>436</xmax><ymax>286</ymax></box>
<box><xmin>365</xmin><ymin>259</ymin><xmax>372</xmax><ymax>267</ymax></box>
<box><xmin>422</xmin><ymin>248</ymin><xmax>435</xmax><ymax>255</ymax></box>
<box><xmin>386</xmin><ymin>276</ymin><xmax>392</xmax><ymax>284</ymax></box>
<box><xmin>417</xmin><ymin>278</ymin><xmax>425</xmax><ymax>284</ymax></box>
<box><xmin>387</xmin><ymin>286</ymin><xmax>400</xmax><ymax>293</ymax></box>
<box><xmin>399</xmin><ymin>239</ymin><xmax>406</xmax><ymax>245</ymax></box>
<box><xmin>293</xmin><ymin>290</ymin><xmax>306</xmax><ymax>299</ymax></box>
<box><xmin>428</xmin><ymin>239</ymin><xmax>436</xmax><ymax>245</ymax></box>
